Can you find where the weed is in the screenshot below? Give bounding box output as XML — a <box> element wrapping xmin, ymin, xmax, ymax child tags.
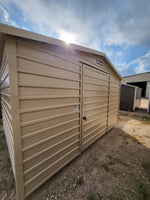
<box><xmin>102</xmin><ymin>164</ymin><xmax>109</xmax><ymax>172</ymax></box>
<box><xmin>108</xmin><ymin>156</ymin><xmax>128</xmax><ymax>167</ymax></box>
<box><xmin>107</xmin><ymin>155</ymin><xmax>112</xmax><ymax>159</ymax></box>
<box><xmin>137</xmin><ymin>183</ymin><xmax>149</xmax><ymax>200</ymax></box>
<box><xmin>0</xmin><ymin>142</ymin><xmax>5</xmax><ymax>150</ymax></box>
<box><xmin>91</xmin><ymin>153</ymin><xmax>98</xmax><ymax>161</ymax></box>
<box><xmin>108</xmin><ymin>160</ymin><xmax>115</xmax><ymax>165</ymax></box>
<box><xmin>76</xmin><ymin>175</ymin><xmax>84</xmax><ymax>185</ymax></box>
<box><xmin>0</xmin><ymin>177</ymin><xmax>8</xmax><ymax>190</ymax></box>
<box><xmin>114</xmin><ymin>157</ymin><xmax>128</xmax><ymax>167</ymax></box>
<box><xmin>0</xmin><ymin>129</ymin><xmax>4</xmax><ymax>134</ymax></box>
<box><xmin>141</xmin><ymin>116</ymin><xmax>150</xmax><ymax>124</ymax></box>
<box><xmin>142</xmin><ymin>162</ymin><xmax>150</xmax><ymax>171</ymax></box>
<box><xmin>1</xmin><ymin>133</ymin><xmax>5</xmax><ymax>139</ymax></box>
<box><xmin>142</xmin><ymin>116</ymin><xmax>150</xmax><ymax>120</ymax></box>
<box><xmin>8</xmin><ymin>175</ymin><xmax>15</xmax><ymax>190</ymax></box>
<box><xmin>107</xmin><ymin>156</ymin><xmax>124</xmax><ymax>166</ymax></box>
<box><xmin>92</xmin><ymin>163</ymin><xmax>99</xmax><ymax>168</ymax></box>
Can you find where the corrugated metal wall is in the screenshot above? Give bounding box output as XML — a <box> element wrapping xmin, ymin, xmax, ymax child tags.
<box><xmin>16</xmin><ymin>40</ymin><xmax>81</xmax><ymax>196</ymax></box>
<box><xmin>120</xmin><ymin>84</ymin><xmax>135</xmax><ymax>111</ymax></box>
<box><xmin>120</xmin><ymin>84</ymin><xmax>142</xmax><ymax>111</ymax></box>
<box><xmin>0</xmin><ymin>43</ymin><xmax>15</xmax><ymax>173</ymax></box>
<box><xmin>0</xmin><ymin>37</ymin><xmax>121</xmax><ymax>199</ymax></box>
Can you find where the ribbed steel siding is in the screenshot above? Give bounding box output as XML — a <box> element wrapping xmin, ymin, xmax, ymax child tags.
<box><xmin>120</xmin><ymin>84</ymin><xmax>135</xmax><ymax>111</ymax></box>
<box><xmin>108</xmin><ymin>77</ymin><xmax>120</xmax><ymax>130</ymax></box>
<box><xmin>16</xmin><ymin>40</ymin><xmax>81</xmax><ymax>197</ymax></box>
<box><xmin>82</xmin><ymin>64</ymin><xmax>109</xmax><ymax>150</ymax></box>
<box><xmin>0</xmin><ymin>44</ymin><xmax>15</xmax><ymax>172</ymax></box>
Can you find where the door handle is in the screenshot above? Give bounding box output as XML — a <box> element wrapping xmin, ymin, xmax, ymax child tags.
<box><xmin>83</xmin><ymin>116</ymin><xmax>87</xmax><ymax>121</ymax></box>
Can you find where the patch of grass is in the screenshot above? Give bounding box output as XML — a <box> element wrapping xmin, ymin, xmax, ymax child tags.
<box><xmin>76</xmin><ymin>175</ymin><xmax>84</xmax><ymax>185</ymax></box>
<box><xmin>102</xmin><ymin>164</ymin><xmax>109</xmax><ymax>172</ymax></box>
<box><xmin>102</xmin><ymin>156</ymin><xmax>127</xmax><ymax>171</ymax></box>
<box><xmin>1</xmin><ymin>132</ymin><xmax>5</xmax><ymax>139</ymax></box>
<box><xmin>142</xmin><ymin>116</ymin><xmax>150</xmax><ymax>120</ymax></box>
<box><xmin>7</xmin><ymin>174</ymin><xmax>15</xmax><ymax>190</ymax></box>
<box><xmin>107</xmin><ymin>155</ymin><xmax>128</xmax><ymax>167</ymax></box>
<box><xmin>107</xmin><ymin>156</ymin><xmax>128</xmax><ymax>168</ymax></box>
<box><xmin>137</xmin><ymin>183</ymin><xmax>149</xmax><ymax>200</ymax></box>
<box><xmin>108</xmin><ymin>160</ymin><xmax>115</xmax><ymax>165</ymax></box>
<box><xmin>142</xmin><ymin>162</ymin><xmax>150</xmax><ymax>171</ymax></box>
<box><xmin>90</xmin><ymin>153</ymin><xmax>98</xmax><ymax>161</ymax></box>
<box><xmin>0</xmin><ymin>142</ymin><xmax>5</xmax><ymax>150</ymax></box>
<box><xmin>141</xmin><ymin>116</ymin><xmax>150</xmax><ymax>124</ymax></box>
<box><xmin>107</xmin><ymin>155</ymin><xmax>112</xmax><ymax>159</ymax></box>
<box><xmin>0</xmin><ymin>177</ymin><xmax>8</xmax><ymax>191</ymax></box>
<box><xmin>113</xmin><ymin>157</ymin><xmax>128</xmax><ymax>167</ymax></box>
<box><xmin>141</xmin><ymin>121</ymin><xmax>150</xmax><ymax>124</ymax></box>
<box><xmin>92</xmin><ymin>163</ymin><xmax>99</xmax><ymax>168</ymax></box>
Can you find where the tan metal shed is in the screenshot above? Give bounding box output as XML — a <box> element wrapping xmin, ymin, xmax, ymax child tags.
<box><xmin>120</xmin><ymin>84</ymin><xmax>142</xmax><ymax>111</ymax></box>
<box><xmin>0</xmin><ymin>23</ymin><xmax>122</xmax><ymax>200</ymax></box>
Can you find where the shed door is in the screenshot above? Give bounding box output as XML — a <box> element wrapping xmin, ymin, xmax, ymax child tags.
<box><xmin>82</xmin><ymin>64</ymin><xmax>109</xmax><ymax>151</ymax></box>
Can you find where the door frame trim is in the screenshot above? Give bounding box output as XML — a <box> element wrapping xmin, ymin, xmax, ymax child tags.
<box><xmin>79</xmin><ymin>62</ymin><xmax>83</xmax><ymax>153</ymax></box>
<box><xmin>81</xmin><ymin>62</ymin><xmax>110</xmax><ymax>151</ymax></box>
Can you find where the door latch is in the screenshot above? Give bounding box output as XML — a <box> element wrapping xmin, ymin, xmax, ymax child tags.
<box><xmin>83</xmin><ymin>116</ymin><xmax>87</xmax><ymax>121</ymax></box>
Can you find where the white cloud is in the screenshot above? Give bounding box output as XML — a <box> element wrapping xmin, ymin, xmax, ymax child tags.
<box><xmin>116</xmin><ymin>52</ymin><xmax>150</xmax><ymax>76</ymax></box>
<box><xmin>116</xmin><ymin>62</ymin><xmax>134</xmax><ymax>76</ymax></box>
<box><xmin>0</xmin><ymin>5</ymin><xmax>9</xmax><ymax>22</ymax></box>
<box><xmin>117</xmin><ymin>52</ymin><xmax>123</xmax><ymax>56</ymax></box>
<box><xmin>0</xmin><ymin>4</ymin><xmax>18</xmax><ymax>27</ymax></box>
<box><xmin>0</xmin><ymin>0</ymin><xmax>115</xmax><ymax>49</ymax></box>
<box><xmin>1</xmin><ymin>0</ymin><xmax>150</xmax><ymax>49</ymax></box>
<box><xmin>132</xmin><ymin>52</ymin><xmax>150</xmax><ymax>74</ymax></box>
<box><xmin>111</xmin><ymin>0</ymin><xmax>150</xmax><ymax>47</ymax></box>
<box><xmin>1</xmin><ymin>0</ymin><xmax>150</xmax><ymax>78</ymax></box>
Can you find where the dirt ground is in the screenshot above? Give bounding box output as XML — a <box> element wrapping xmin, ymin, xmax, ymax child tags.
<box><xmin>0</xmin><ymin>99</ymin><xmax>150</xmax><ymax>200</ymax></box>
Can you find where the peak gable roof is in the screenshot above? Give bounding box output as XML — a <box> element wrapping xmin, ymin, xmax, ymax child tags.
<box><xmin>0</xmin><ymin>23</ymin><xmax>121</xmax><ymax>79</ymax></box>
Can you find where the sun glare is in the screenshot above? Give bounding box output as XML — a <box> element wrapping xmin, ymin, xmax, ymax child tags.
<box><xmin>60</xmin><ymin>32</ymin><xmax>75</xmax><ymax>44</ymax></box>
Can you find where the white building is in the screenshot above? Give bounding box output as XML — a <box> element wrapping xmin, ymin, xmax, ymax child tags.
<box><xmin>122</xmin><ymin>72</ymin><xmax>150</xmax><ymax>98</ymax></box>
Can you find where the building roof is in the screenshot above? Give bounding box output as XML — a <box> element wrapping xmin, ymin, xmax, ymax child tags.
<box><xmin>0</xmin><ymin>23</ymin><xmax>122</xmax><ymax>79</ymax></box>
<box><xmin>123</xmin><ymin>72</ymin><xmax>150</xmax><ymax>78</ymax></box>
<box><xmin>121</xmin><ymin>83</ymin><xmax>142</xmax><ymax>90</ymax></box>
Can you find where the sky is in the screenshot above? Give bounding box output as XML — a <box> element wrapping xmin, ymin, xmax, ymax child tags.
<box><xmin>0</xmin><ymin>0</ymin><xmax>150</xmax><ymax>77</ymax></box>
